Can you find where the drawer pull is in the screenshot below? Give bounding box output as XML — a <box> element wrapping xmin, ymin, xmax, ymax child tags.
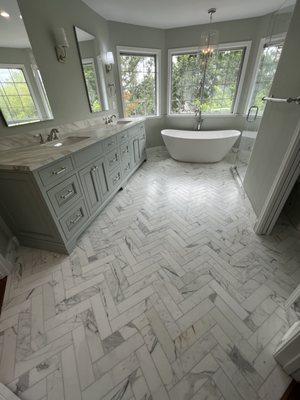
<box><xmin>113</xmin><ymin>173</ymin><xmax>121</xmax><ymax>184</ymax></box>
<box><xmin>69</xmin><ymin>213</ymin><xmax>82</xmax><ymax>225</ymax></box>
<box><xmin>122</xmin><ymin>147</ymin><xmax>129</xmax><ymax>154</ymax></box>
<box><xmin>52</xmin><ymin>167</ymin><xmax>66</xmax><ymax>175</ymax></box>
<box><xmin>60</xmin><ymin>189</ymin><xmax>74</xmax><ymax>200</ymax></box>
<box><xmin>91</xmin><ymin>166</ymin><xmax>98</xmax><ymax>172</ymax></box>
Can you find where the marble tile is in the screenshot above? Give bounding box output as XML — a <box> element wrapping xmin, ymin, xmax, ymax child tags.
<box><xmin>1</xmin><ymin>147</ymin><xmax>299</xmax><ymax>400</ymax></box>
<box><xmin>61</xmin><ymin>345</ymin><xmax>81</xmax><ymax>400</ymax></box>
<box><xmin>72</xmin><ymin>325</ymin><xmax>94</xmax><ymax>389</ymax></box>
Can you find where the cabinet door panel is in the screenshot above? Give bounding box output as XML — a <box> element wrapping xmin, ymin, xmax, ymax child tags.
<box><xmin>97</xmin><ymin>159</ymin><xmax>110</xmax><ymax>200</ymax></box>
<box><xmin>133</xmin><ymin>138</ymin><xmax>140</xmax><ymax>166</ymax></box>
<box><xmin>139</xmin><ymin>135</ymin><xmax>146</xmax><ymax>160</ymax></box>
<box><xmin>79</xmin><ymin>163</ymin><xmax>102</xmax><ymax>215</ymax></box>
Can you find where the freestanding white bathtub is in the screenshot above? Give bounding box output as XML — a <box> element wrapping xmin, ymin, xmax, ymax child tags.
<box><xmin>161</xmin><ymin>129</ymin><xmax>241</xmax><ymax>163</ymax></box>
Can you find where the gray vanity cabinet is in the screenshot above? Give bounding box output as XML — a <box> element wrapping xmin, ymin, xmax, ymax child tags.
<box><xmin>0</xmin><ymin>121</ymin><xmax>146</xmax><ymax>254</ymax></box>
<box><xmin>0</xmin><ymin>171</ymin><xmax>61</xmax><ymax>245</ymax></box>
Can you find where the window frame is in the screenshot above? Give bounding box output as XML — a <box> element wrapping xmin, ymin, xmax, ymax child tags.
<box><xmin>116</xmin><ymin>46</ymin><xmax>161</xmax><ymax>118</ymax></box>
<box><xmin>0</xmin><ymin>63</ymin><xmax>42</xmax><ymax>126</ymax></box>
<box><xmin>31</xmin><ymin>64</ymin><xmax>53</xmax><ymax>120</ymax></box>
<box><xmin>245</xmin><ymin>33</ymin><xmax>286</xmax><ymax>115</ymax></box>
<box><xmin>167</xmin><ymin>41</ymin><xmax>251</xmax><ymax>116</ymax></box>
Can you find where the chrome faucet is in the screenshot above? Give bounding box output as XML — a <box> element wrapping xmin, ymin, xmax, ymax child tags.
<box><xmin>36</xmin><ymin>133</ymin><xmax>45</xmax><ymax>144</ymax></box>
<box><xmin>195</xmin><ymin>109</ymin><xmax>204</xmax><ymax>131</ymax></box>
<box><xmin>103</xmin><ymin>114</ymin><xmax>117</xmax><ymax>125</ymax></box>
<box><xmin>47</xmin><ymin>128</ymin><xmax>59</xmax><ymax>142</ymax></box>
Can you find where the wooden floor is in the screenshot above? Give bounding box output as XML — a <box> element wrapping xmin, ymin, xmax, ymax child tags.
<box><xmin>281</xmin><ymin>380</ymin><xmax>300</xmax><ymax>399</ymax></box>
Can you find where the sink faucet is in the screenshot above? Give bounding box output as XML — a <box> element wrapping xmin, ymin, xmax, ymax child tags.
<box><xmin>35</xmin><ymin>133</ymin><xmax>45</xmax><ymax>144</ymax></box>
<box><xmin>103</xmin><ymin>114</ymin><xmax>117</xmax><ymax>125</ymax></box>
<box><xmin>47</xmin><ymin>128</ymin><xmax>59</xmax><ymax>142</ymax></box>
<box><xmin>195</xmin><ymin>108</ymin><xmax>204</xmax><ymax>131</ymax></box>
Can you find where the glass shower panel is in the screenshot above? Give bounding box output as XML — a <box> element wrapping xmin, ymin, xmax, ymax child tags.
<box><xmin>234</xmin><ymin>0</ymin><xmax>296</xmax><ymax>183</ymax></box>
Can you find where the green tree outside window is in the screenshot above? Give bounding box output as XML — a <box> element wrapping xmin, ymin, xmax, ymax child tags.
<box><xmin>171</xmin><ymin>48</ymin><xmax>245</xmax><ymax>114</ymax></box>
<box><xmin>0</xmin><ymin>67</ymin><xmax>40</xmax><ymax>125</ymax></box>
<box><xmin>120</xmin><ymin>54</ymin><xmax>157</xmax><ymax>117</ymax></box>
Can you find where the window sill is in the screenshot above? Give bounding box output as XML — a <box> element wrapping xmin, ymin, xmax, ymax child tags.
<box><xmin>128</xmin><ymin>115</ymin><xmax>163</xmax><ymax>120</ymax></box>
<box><xmin>167</xmin><ymin>113</ymin><xmax>240</xmax><ymax>118</ymax></box>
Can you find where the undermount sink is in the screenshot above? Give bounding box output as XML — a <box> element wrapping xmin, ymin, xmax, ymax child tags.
<box><xmin>116</xmin><ymin>120</ymin><xmax>131</xmax><ymax>125</ymax></box>
<box><xmin>43</xmin><ymin>136</ymin><xmax>90</xmax><ymax>147</ymax></box>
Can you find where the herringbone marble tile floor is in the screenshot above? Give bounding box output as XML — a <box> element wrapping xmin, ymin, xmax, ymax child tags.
<box><xmin>0</xmin><ymin>146</ymin><xmax>299</xmax><ymax>400</ymax></box>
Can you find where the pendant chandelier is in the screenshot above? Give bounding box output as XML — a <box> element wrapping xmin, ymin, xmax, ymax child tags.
<box><xmin>199</xmin><ymin>8</ymin><xmax>219</xmax><ymax>58</ymax></box>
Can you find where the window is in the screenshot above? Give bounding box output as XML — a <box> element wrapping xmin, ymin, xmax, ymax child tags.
<box><xmin>117</xmin><ymin>47</ymin><xmax>160</xmax><ymax>117</ymax></box>
<box><xmin>169</xmin><ymin>43</ymin><xmax>249</xmax><ymax>115</ymax></box>
<box><xmin>82</xmin><ymin>59</ymin><xmax>102</xmax><ymax>113</ymax></box>
<box><xmin>0</xmin><ymin>65</ymin><xmax>40</xmax><ymax>126</ymax></box>
<box><xmin>248</xmin><ymin>40</ymin><xmax>283</xmax><ymax>115</ymax></box>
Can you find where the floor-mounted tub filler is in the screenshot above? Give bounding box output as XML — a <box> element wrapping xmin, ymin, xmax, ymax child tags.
<box><xmin>161</xmin><ymin>129</ymin><xmax>241</xmax><ymax>163</ymax></box>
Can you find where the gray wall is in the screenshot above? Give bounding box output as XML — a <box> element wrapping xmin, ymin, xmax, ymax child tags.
<box><xmin>0</xmin><ymin>0</ymin><xmax>294</xmax><ymax>149</ymax></box>
<box><xmin>109</xmin><ymin>11</ymin><xmax>292</xmax><ymax>147</ymax></box>
<box><xmin>243</xmin><ymin>0</ymin><xmax>300</xmax><ymax>216</ymax></box>
<box><xmin>0</xmin><ymin>0</ymin><xmax>116</xmax><ymax>137</ymax></box>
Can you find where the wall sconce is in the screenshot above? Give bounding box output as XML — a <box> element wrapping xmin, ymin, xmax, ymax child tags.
<box><xmin>54</xmin><ymin>28</ymin><xmax>69</xmax><ymax>63</ymax></box>
<box><xmin>104</xmin><ymin>51</ymin><xmax>114</xmax><ymax>73</ymax></box>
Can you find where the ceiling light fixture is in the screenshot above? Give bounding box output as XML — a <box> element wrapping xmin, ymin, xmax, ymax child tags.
<box><xmin>199</xmin><ymin>8</ymin><xmax>219</xmax><ymax>58</ymax></box>
<box><xmin>0</xmin><ymin>10</ymin><xmax>10</xmax><ymax>19</ymax></box>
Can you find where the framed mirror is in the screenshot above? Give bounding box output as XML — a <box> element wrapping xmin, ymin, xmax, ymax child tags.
<box><xmin>0</xmin><ymin>0</ymin><xmax>53</xmax><ymax>127</ymax></box>
<box><xmin>74</xmin><ymin>26</ymin><xmax>109</xmax><ymax>113</ymax></box>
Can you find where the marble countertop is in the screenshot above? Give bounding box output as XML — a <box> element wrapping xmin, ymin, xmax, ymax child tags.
<box><xmin>0</xmin><ymin>118</ymin><xmax>145</xmax><ymax>172</ymax></box>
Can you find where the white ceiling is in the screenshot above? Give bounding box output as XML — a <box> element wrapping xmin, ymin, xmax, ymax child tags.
<box><xmin>83</xmin><ymin>0</ymin><xmax>295</xmax><ymax>29</ymax></box>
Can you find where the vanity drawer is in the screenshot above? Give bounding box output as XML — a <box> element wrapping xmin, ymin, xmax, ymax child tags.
<box><xmin>120</xmin><ymin>143</ymin><xmax>131</xmax><ymax>160</ymax></box>
<box><xmin>108</xmin><ymin>168</ymin><xmax>122</xmax><ymax>191</ymax></box>
<box><xmin>103</xmin><ymin>136</ymin><xmax>117</xmax><ymax>153</ymax></box>
<box><xmin>118</xmin><ymin>131</ymin><xmax>129</xmax><ymax>145</ymax></box>
<box><xmin>73</xmin><ymin>142</ymin><xmax>103</xmax><ymax>168</ymax></box>
<box><xmin>39</xmin><ymin>157</ymin><xmax>74</xmax><ymax>187</ymax></box>
<box><xmin>122</xmin><ymin>159</ymin><xmax>132</xmax><ymax>176</ymax></box>
<box><xmin>105</xmin><ymin>148</ymin><xmax>120</xmax><ymax>173</ymax></box>
<box><xmin>47</xmin><ymin>175</ymin><xmax>82</xmax><ymax>217</ymax></box>
<box><xmin>59</xmin><ymin>200</ymin><xmax>89</xmax><ymax>240</ymax></box>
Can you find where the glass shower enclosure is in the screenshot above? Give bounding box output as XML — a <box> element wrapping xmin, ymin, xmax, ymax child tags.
<box><xmin>233</xmin><ymin>1</ymin><xmax>296</xmax><ymax>183</ymax></box>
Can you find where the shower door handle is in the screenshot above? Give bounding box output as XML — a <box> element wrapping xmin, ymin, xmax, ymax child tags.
<box><xmin>246</xmin><ymin>105</ymin><xmax>259</xmax><ymax>122</ymax></box>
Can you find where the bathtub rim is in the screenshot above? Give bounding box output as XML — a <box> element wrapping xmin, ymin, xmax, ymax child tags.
<box><xmin>161</xmin><ymin>129</ymin><xmax>241</xmax><ymax>140</ymax></box>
